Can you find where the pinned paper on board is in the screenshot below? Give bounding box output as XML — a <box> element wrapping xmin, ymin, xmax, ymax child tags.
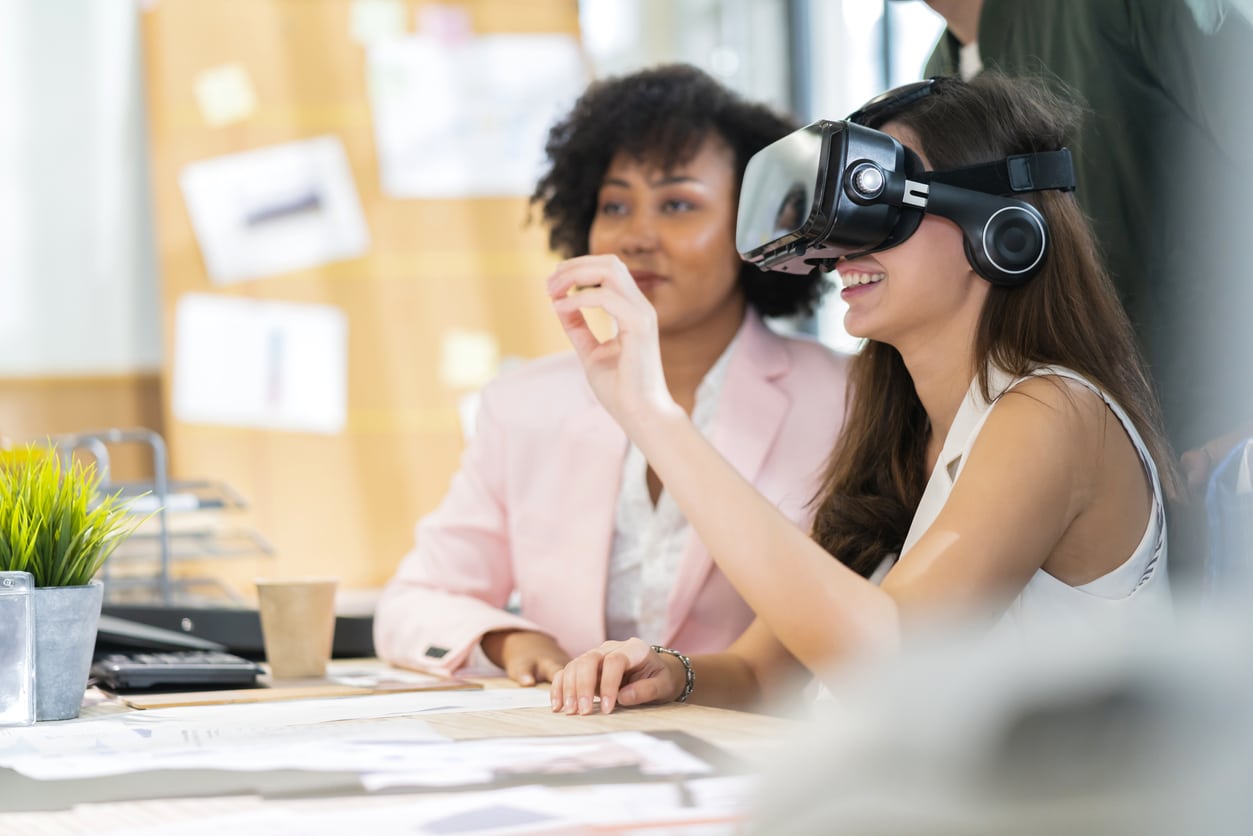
<box><xmin>172</xmin><ymin>294</ymin><xmax>348</xmax><ymax>435</ymax></box>
<box><xmin>349</xmin><ymin>0</ymin><xmax>407</xmax><ymax>46</ymax></box>
<box><xmin>367</xmin><ymin>34</ymin><xmax>587</xmax><ymax>198</ymax></box>
<box><xmin>179</xmin><ymin>135</ymin><xmax>369</xmax><ymax>285</ymax></box>
<box><xmin>193</xmin><ymin>63</ymin><xmax>258</xmax><ymax>127</ymax></box>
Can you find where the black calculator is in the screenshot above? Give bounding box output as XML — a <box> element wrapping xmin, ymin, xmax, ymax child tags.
<box><xmin>91</xmin><ymin>650</ymin><xmax>264</xmax><ymax>691</ymax></box>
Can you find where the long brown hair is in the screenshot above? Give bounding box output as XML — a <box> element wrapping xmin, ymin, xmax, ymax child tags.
<box><xmin>811</xmin><ymin>73</ymin><xmax>1181</xmax><ymax>577</ymax></box>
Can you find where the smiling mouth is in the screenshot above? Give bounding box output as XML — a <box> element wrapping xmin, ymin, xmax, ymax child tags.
<box><xmin>838</xmin><ymin>271</ymin><xmax>885</xmax><ymax>289</ymax></box>
<box><xmin>630</xmin><ymin>271</ymin><xmax>664</xmax><ymax>288</ymax></box>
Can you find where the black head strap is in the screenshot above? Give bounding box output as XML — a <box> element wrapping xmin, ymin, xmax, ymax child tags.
<box><xmin>928</xmin><ymin>149</ymin><xmax>1076</xmax><ymax>196</ymax></box>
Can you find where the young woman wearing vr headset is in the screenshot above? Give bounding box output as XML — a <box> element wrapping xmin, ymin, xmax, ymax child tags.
<box><xmin>546</xmin><ymin>73</ymin><xmax>1180</xmax><ymax>714</ymax></box>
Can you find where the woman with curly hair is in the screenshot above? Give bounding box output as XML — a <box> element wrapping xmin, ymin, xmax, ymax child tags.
<box><xmin>374</xmin><ymin>64</ymin><xmax>849</xmax><ymax>685</ymax></box>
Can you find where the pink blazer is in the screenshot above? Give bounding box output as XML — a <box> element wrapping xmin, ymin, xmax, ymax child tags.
<box><xmin>374</xmin><ymin>312</ymin><xmax>850</xmax><ymax>674</ymax></box>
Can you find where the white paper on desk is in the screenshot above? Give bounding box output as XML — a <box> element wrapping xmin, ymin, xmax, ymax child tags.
<box><xmin>96</xmin><ymin>808</ymin><xmax>299</xmax><ymax>836</ymax></box>
<box><xmin>180</xmin><ymin>135</ymin><xmax>369</xmax><ymax>284</ymax></box>
<box><xmin>2</xmin><ymin>714</ymin><xmax>444</xmax><ymax>780</ymax></box>
<box><xmin>125</xmin><ymin>686</ymin><xmax>551</xmax><ymax>729</ymax></box>
<box><xmin>450</xmin><ymin>777</ymin><xmax>757</xmax><ymax>829</ymax></box>
<box><xmin>90</xmin><ymin>780</ymin><xmax>754</xmax><ymax>836</ymax></box>
<box><xmin>172</xmin><ymin>293</ymin><xmax>347</xmax><ymax>434</ymax></box>
<box><xmin>367</xmin><ymin>34</ymin><xmax>587</xmax><ymax>197</ymax></box>
<box><xmin>362</xmin><ymin>730</ymin><xmax>713</xmax><ymax>791</ymax></box>
<box><xmin>5</xmin><ymin>725</ymin><xmax>706</xmax><ymax>788</ymax></box>
<box><xmin>0</xmin><ymin>688</ymin><xmax>552</xmax><ymax>781</ymax></box>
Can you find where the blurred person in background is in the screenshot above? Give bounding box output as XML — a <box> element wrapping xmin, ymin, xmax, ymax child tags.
<box><xmin>374</xmin><ymin>65</ymin><xmax>847</xmax><ymax>685</ymax></box>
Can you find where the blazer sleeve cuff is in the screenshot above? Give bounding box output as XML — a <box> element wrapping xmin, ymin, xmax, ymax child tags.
<box><xmin>374</xmin><ymin>592</ymin><xmax>549</xmax><ymax>676</ymax></box>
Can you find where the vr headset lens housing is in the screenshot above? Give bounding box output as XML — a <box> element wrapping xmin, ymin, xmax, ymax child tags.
<box><xmin>736</xmin><ymin>120</ymin><xmax>925</xmax><ymax>276</ymax></box>
<box><xmin>734</xmin><ymin>123</ymin><xmax>825</xmax><ymax>272</ymax></box>
<box><xmin>736</xmin><ymin>81</ymin><xmax>1076</xmax><ymax>287</ymax></box>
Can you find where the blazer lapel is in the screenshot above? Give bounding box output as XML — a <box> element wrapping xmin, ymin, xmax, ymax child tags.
<box><xmin>662</xmin><ymin>313</ymin><xmax>790</xmax><ymax>644</ymax></box>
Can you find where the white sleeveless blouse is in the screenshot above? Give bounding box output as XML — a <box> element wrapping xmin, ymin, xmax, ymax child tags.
<box><xmin>887</xmin><ymin>365</ymin><xmax>1170</xmax><ymax>638</ymax></box>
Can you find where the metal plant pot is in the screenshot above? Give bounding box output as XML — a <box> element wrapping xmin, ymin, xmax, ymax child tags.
<box><xmin>32</xmin><ymin>581</ymin><xmax>103</xmax><ymax>721</ymax></box>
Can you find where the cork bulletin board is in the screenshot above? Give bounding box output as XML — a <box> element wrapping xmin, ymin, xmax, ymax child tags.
<box><xmin>140</xmin><ymin>0</ymin><xmax>584</xmax><ymax>598</ymax></box>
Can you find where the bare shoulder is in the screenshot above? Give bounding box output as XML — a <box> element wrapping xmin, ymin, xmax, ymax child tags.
<box><xmin>988</xmin><ymin>374</ymin><xmax>1109</xmax><ymax>446</ymax></box>
<box><xmin>966</xmin><ymin>374</ymin><xmax>1118</xmax><ymax>518</ymax></box>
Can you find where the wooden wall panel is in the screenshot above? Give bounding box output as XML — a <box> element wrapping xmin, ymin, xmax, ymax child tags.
<box><xmin>141</xmin><ymin>0</ymin><xmax>580</xmax><ymax>600</ymax></box>
<box><xmin>0</xmin><ymin>375</ymin><xmax>164</xmax><ymax>482</ymax></box>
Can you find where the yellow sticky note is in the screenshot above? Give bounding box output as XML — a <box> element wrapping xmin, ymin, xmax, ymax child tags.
<box><xmin>193</xmin><ymin>64</ymin><xmax>257</xmax><ymax>128</ymax></box>
<box><xmin>350</xmin><ymin>0</ymin><xmax>407</xmax><ymax>45</ymax></box>
<box><xmin>438</xmin><ymin>330</ymin><xmax>500</xmax><ymax>390</ymax></box>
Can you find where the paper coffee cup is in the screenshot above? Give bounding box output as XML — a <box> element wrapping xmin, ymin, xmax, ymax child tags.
<box><xmin>254</xmin><ymin>577</ymin><xmax>338</xmax><ymax>679</ymax></box>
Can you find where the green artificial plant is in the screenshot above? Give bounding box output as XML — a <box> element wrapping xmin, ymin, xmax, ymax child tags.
<box><xmin>0</xmin><ymin>445</ymin><xmax>146</xmax><ymax>587</ymax></box>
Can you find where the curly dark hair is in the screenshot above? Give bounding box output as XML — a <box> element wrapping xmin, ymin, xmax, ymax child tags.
<box><xmin>530</xmin><ymin>63</ymin><xmax>829</xmax><ymax>318</ymax></box>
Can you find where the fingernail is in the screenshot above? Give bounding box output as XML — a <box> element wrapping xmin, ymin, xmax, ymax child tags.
<box><xmin>520</xmin><ymin>675</ymin><xmax>534</xmax><ymax>686</ymax></box>
<box><xmin>602</xmin><ymin>698</ymin><xmax>614</xmax><ymax>714</ymax></box>
<box><xmin>578</xmin><ymin>697</ymin><xmax>591</xmax><ymax>715</ymax></box>
<box><xmin>551</xmin><ymin>696</ymin><xmax>561</xmax><ymax>711</ymax></box>
<box><xmin>564</xmin><ymin>697</ymin><xmax>575</xmax><ymax>714</ymax></box>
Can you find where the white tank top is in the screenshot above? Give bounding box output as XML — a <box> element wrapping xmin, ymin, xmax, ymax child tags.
<box><xmin>895</xmin><ymin>365</ymin><xmax>1170</xmax><ymax>638</ymax></box>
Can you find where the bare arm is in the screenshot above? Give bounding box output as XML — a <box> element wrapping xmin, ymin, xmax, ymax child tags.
<box><xmin>548</xmin><ymin>256</ymin><xmax>896</xmax><ymax>670</ymax></box>
<box><xmin>548</xmin><ymin>256</ymin><xmax>1102</xmax><ymax>700</ymax></box>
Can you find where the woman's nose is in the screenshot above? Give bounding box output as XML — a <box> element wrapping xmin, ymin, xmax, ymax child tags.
<box><xmin>618</xmin><ymin>210</ymin><xmax>659</xmax><ymax>253</ymax></box>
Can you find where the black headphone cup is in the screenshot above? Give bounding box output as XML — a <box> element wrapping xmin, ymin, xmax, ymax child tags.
<box><xmin>921</xmin><ymin>182</ymin><xmax>1049</xmax><ymax>287</ymax></box>
<box><xmin>975</xmin><ymin>205</ymin><xmax>1047</xmax><ymax>286</ymax></box>
<box><xmin>988</xmin><ymin>209</ymin><xmax>1042</xmax><ymax>266</ymax></box>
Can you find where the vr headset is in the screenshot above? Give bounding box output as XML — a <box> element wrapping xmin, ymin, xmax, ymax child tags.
<box><xmin>736</xmin><ymin>81</ymin><xmax>1076</xmax><ymax>287</ymax></box>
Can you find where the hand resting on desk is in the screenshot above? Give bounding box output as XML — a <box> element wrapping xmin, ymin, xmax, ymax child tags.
<box><xmin>550</xmin><ymin>638</ymin><xmax>684</xmax><ymax>715</ymax></box>
<box><xmin>480</xmin><ymin>629</ymin><xmax>571</xmax><ymax>686</ymax></box>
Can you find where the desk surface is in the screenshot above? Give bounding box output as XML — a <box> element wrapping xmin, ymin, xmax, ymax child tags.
<box><xmin>0</xmin><ymin>676</ymin><xmax>796</xmax><ymax>834</ymax></box>
<box><xmin>427</xmin><ymin>678</ymin><xmax>792</xmax><ymax>755</ymax></box>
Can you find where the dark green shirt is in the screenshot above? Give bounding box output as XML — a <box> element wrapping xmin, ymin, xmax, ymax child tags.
<box><xmin>925</xmin><ymin>0</ymin><xmax>1253</xmax><ymax>450</ymax></box>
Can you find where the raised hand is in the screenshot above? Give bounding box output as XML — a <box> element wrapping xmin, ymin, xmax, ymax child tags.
<box><xmin>546</xmin><ymin>255</ymin><xmax>682</xmax><ymax>435</ymax></box>
<box><xmin>549</xmin><ymin>637</ymin><xmax>684</xmax><ymax>715</ymax></box>
<box><xmin>480</xmin><ymin>630</ymin><xmax>571</xmax><ymax>686</ymax></box>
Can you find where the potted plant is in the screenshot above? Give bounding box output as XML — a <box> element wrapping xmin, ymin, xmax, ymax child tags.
<box><xmin>0</xmin><ymin>445</ymin><xmax>146</xmax><ymax>720</ymax></box>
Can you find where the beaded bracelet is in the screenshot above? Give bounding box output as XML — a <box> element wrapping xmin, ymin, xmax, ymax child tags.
<box><xmin>650</xmin><ymin>645</ymin><xmax>694</xmax><ymax>703</ymax></box>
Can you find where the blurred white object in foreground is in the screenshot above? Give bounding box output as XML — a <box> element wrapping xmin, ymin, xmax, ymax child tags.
<box><xmin>752</xmin><ymin>602</ymin><xmax>1253</xmax><ymax>836</ymax></box>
